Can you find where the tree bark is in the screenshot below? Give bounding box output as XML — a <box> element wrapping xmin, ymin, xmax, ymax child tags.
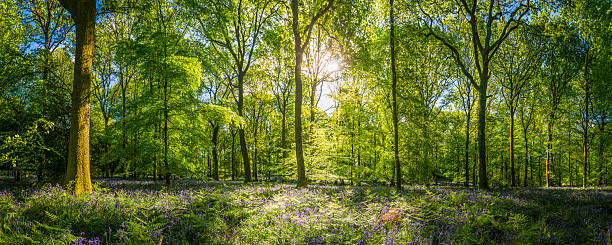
<box><xmin>212</xmin><ymin>123</ymin><xmax>220</xmax><ymax>181</ymax></box>
<box><xmin>464</xmin><ymin>111</ymin><xmax>470</xmax><ymax>187</ymax></box>
<box><xmin>60</xmin><ymin>0</ymin><xmax>95</xmax><ymax>195</ymax></box>
<box><xmin>231</xmin><ymin>129</ymin><xmax>236</xmax><ymax>181</ymax></box>
<box><xmin>281</xmin><ymin>112</ymin><xmax>287</xmax><ymax>158</ymax></box>
<box><xmin>237</xmin><ymin>73</ymin><xmax>252</xmax><ymax>183</ymax></box>
<box><xmin>390</xmin><ymin>0</ymin><xmax>401</xmax><ymax>190</ymax></box>
<box><xmin>477</xmin><ymin>84</ymin><xmax>488</xmax><ymax>189</ymax></box>
<box><xmin>292</xmin><ymin>0</ymin><xmax>306</xmax><ymax>188</ymax></box>
<box><xmin>546</xmin><ymin>120</ymin><xmax>552</xmax><ymax>187</ymax></box>
<box><xmin>253</xmin><ymin>111</ymin><xmax>259</xmax><ymax>182</ymax></box>
<box><xmin>524</xmin><ymin>125</ymin><xmax>529</xmax><ymax>187</ymax></box>
<box><xmin>510</xmin><ymin>106</ymin><xmax>515</xmax><ymax>187</ymax></box>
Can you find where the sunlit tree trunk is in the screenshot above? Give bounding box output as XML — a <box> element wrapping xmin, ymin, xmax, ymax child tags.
<box><xmin>59</xmin><ymin>0</ymin><xmax>96</xmax><ymax>195</ymax></box>
<box><xmin>390</xmin><ymin>0</ymin><xmax>401</xmax><ymax>190</ymax></box>
<box><xmin>211</xmin><ymin>123</ymin><xmax>220</xmax><ymax>180</ymax></box>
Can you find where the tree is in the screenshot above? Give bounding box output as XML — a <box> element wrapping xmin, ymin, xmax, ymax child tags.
<box><xmin>496</xmin><ymin>30</ymin><xmax>541</xmax><ymax>186</ymax></box>
<box><xmin>518</xmin><ymin>83</ymin><xmax>537</xmax><ymax>187</ymax></box>
<box><xmin>291</xmin><ymin>0</ymin><xmax>334</xmax><ymax>188</ymax></box>
<box><xmin>389</xmin><ymin>0</ymin><xmax>401</xmax><ymax>189</ymax></box>
<box><xmin>561</xmin><ymin>0</ymin><xmax>612</xmax><ymax>188</ymax></box>
<box><xmin>186</xmin><ymin>0</ymin><xmax>280</xmax><ymax>183</ymax></box>
<box><xmin>453</xmin><ymin>76</ymin><xmax>476</xmax><ymax>186</ymax></box>
<box><xmin>58</xmin><ymin>0</ymin><xmax>96</xmax><ymax>195</ymax></box>
<box><xmin>540</xmin><ymin>21</ymin><xmax>579</xmax><ymax>187</ymax></box>
<box><xmin>420</xmin><ymin>0</ymin><xmax>532</xmax><ymax>189</ymax></box>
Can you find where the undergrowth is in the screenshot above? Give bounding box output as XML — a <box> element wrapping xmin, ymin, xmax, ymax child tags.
<box><xmin>0</xmin><ymin>180</ymin><xmax>610</xmax><ymax>244</ymax></box>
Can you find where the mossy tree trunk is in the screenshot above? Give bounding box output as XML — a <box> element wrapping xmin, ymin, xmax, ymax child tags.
<box><xmin>59</xmin><ymin>0</ymin><xmax>96</xmax><ymax>195</ymax></box>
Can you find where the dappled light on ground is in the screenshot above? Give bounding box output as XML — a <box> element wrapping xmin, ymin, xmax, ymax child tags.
<box><xmin>0</xmin><ymin>179</ymin><xmax>610</xmax><ymax>244</ymax></box>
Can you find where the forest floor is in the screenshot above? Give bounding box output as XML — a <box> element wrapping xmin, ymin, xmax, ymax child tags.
<box><xmin>0</xmin><ymin>178</ymin><xmax>610</xmax><ymax>244</ymax></box>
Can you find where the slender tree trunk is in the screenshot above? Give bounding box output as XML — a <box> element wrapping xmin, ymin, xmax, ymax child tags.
<box><xmin>292</xmin><ymin>0</ymin><xmax>306</xmax><ymax>188</ymax></box>
<box><xmin>390</xmin><ymin>0</ymin><xmax>401</xmax><ymax>190</ymax></box>
<box><xmin>546</xmin><ymin>119</ymin><xmax>553</xmax><ymax>187</ymax></box>
<box><xmin>120</xmin><ymin>72</ymin><xmax>128</xmax><ymax>179</ymax></box>
<box><xmin>598</xmin><ymin>117</ymin><xmax>606</xmax><ymax>186</ymax></box>
<box><xmin>351</xmin><ymin>118</ymin><xmax>356</xmax><ymax>184</ymax></box>
<box><xmin>253</xmin><ymin>117</ymin><xmax>259</xmax><ymax>182</ymax></box>
<box><xmin>60</xmin><ymin>0</ymin><xmax>95</xmax><ymax>195</ymax></box>
<box><xmin>231</xmin><ymin>129</ymin><xmax>236</xmax><ymax>181</ymax></box>
<box><xmin>464</xmin><ymin>111</ymin><xmax>470</xmax><ymax>187</ymax></box>
<box><xmin>237</xmin><ymin>73</ymin><xmax>252</xmax><ymax>183</ymax></box>
<box><xmin>510</xmin><ymin>107</ymin><xmax>515</xmax><ymax>187</ymax></box>
<box><xmin>163</xmin><ymin>75</ymin><xmax>170</xmax><ymax>185</ymax></box>
<box><xmin>524</xmin><ymin>127</ymin><xmax>529</xmax><ymax>187</ymax></box>
<box><xmin>281</xmin><ymin>112</ymin><xmax>287</xmax><ymax>159</ymax></box>
<box><xmin>582</xmin><ymin>53</ymin><xmax>590</xmax><ymax>188</ymax></box>
<box><xmin>477</xmin><ymin>83</ymin><xmax>488</xmax><ymax>189</ymax></box>
<box><xmin>212</xmin><ymin>123</ymin><xmax>220</xmax><ymax>181</ymax></box>
<box><xmin>473</xmin><ymin>139</ymin><xmax>477</xmax><ymax>186</ymax></box>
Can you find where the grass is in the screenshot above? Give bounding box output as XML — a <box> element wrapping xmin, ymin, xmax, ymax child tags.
<box><xmin>0</xmin><ymin>178</ymin><xmax>610</xmax><ymax>244</ymax></box>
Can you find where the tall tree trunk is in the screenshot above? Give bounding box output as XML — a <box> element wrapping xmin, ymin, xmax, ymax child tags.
<box><xmin>598</xmin><ymin>116</ymin><xmax>606</xmax><ymax>186</ymax></box>
<box><xmin>121</xmin><ymin>71</ymin><xmax>128</xmax><ymax>179</ymax></box>
<box><xmin>546</xmin><ymin>119</ymin><xmax>553</xmax><ymax>187</ymax></box>
<box><xmin>212</xmin><ymin>123</ymin><xmax>220</xmax><ymax>181</ymax></box>
<box><xmin>231</xmin><ymin>129</ymin><xmax>236</xmax><ymax>181</ymax></box>
<box><xmin>582</xmin><ymin>52</ymin><xmax>590</xmax><ymax>188</ymax></box>
<box><xmin>291</xmin><ymin>0</ymin><xmax>332</xmax><ymax>188</ymax></box>
<box><xmin>477</xmin><ymin>83</ymin><xmax>488</xmax><ymax>189</ymax></box>
<box><xmin>253</xmin><ymin>116</ymin><xmax>259</xmax><ymax>182</ymax></box>
<box><xmin>524</xmin><ymin>126</ymin><xmax>529</xmax><ymax>187</ymax></box>
<box><xmin>292</xmin><ymin>0</ymin><xmax>306</xmax><ymax>188</ymax></box>
<box><xmin>281</xmin><ymin>112</ymin><xmax>287</xmax><ymax>159</ymax></box>
<box><xmin>237</xmin><ymin>73</ymin><xmax>252</xmax><ymax>183</ymax></box>
<box><xmin>464</xmin><ymin>111</ymin><xmax>470</xmax><ymax>187</ymax></box>
<box><xmin>390</xmin><ymin>0</ymin><xmax>401</xmax><ymax>190</ymax></box>
<box><xmin>510</xmin><ymin>107</ymin><xmax>515</xmax><ymax>187</ymax></box>
<box><xmin>163</xmin><ymin>76</ymin><xmax>170</xmax><ymax>185</ymax></box>
<box><xmin>60</xmin><ymin>0</ymin><xmax>95</xmax><ymax>195</ymax></box>
<box><xmin>473</xmin><ymin>138</ymin><xmax>477</xmax><ymax>186</ymax></box>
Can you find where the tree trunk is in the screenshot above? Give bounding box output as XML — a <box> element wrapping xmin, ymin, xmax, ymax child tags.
<box><xmin>464</xmin><ymin>112</ymin><xmax>470</xmax><ymax>187</ymax></box>
<box><xmin>163</xmin><ymin>75</ymin><xmax>170</xmax><ymax>185</ymax></box>
<box><xmin>60</xmin><ymin>0</ymin><xmax>95</xmax><ymax>195</ymax></box>
<box><xmin>121</xmin><ymin>70</ymin><xmax>128</xmax><ymax>179</ymax></box>
<box><xmin>281</xmin><ymin>112</ymin><xmax>287</xmax><ymax>159</ymax></box>
<box><xmin>253</xmin><ymin>116</ymin><xmax>259</xmax><ymax>182</ymax></box>
<box><xmin>231</xmin><ymin>129</ymin><xmax>236</xmax><ymax>181</ymax></box>
<box><xmin>524</xmin><ymin>126</ymin><xmax>529</xmax><ymax>187</ymax></box>
<box><xmin>212</xmin><ymin>123</ymin><xmax>220</xmax><ymax>181</ymax></box>
<box><xmin>582</xmin><ymin>52</ymin><xmax>590</xmax><ymax>188</ymax></box>
<box><xmin>546</xmin><ymin>119</ymin><xmax>553</xmax><ymax>187</ymax></box>
<box><xmin>477</xmin><ymin>84</ymin><xmax>488</xmax><ymax>189</ymax></box>
<box><xmin>598</xmin><ymin>117</ymin><xmax>606</xmax><ymax>186</ymax></box>
<box><xmin>510</xmin><ymin>107</ymin><xmax>515</xmax><ymax>187</ymax></box>
<box><xmin>237</xmin><ymin>73</ymin><xmax>252</xmax><ymax>183</ymax></box>
<box><xmin>292</xmin><ymin>0</ymin><xmax>306</xmax><ymax>188</ymax></box>
<box><xmin>390</xmin><ymin>0</ymin><xmax>401</xmax><ymax>190</ymax></box>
